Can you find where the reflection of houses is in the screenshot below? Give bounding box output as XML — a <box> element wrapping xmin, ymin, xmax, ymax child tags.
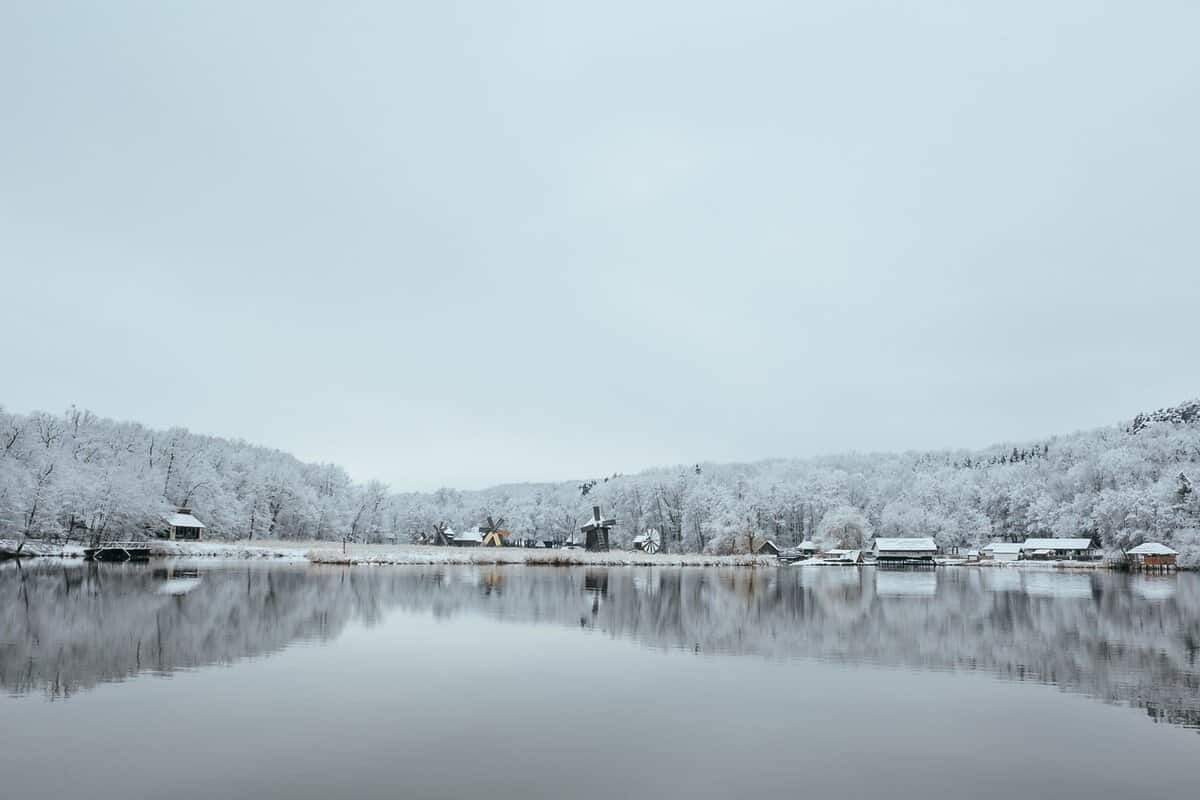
<box><xmin>162</xmin><ymin>508</ymin><xmax>206</xmax><ymax>541</ymax></box>
<box><xmin>872</xmin><ymin>538</ymin><xmax>938</xmax><ymax>566</ymax></box>
<box><xmin>451</xmin><ymin>527</ymin><xmax>484</xmax><ymax>547</ymax></box>
<box><xmin>1126</xmin><ymin>542</ymin><xmax>1178</xmax><ymax>570</ymax></box>
<box><xmin>982</xmin><ymin>542</ymin><xmax>1022</xmax><ymax>563</ymax></box>
<box><xmin>875</xmin><ymin>570</ymin><xmax>937</xmax><ymax>597</ymax></box>
<box><xmin>1020</xmin><ymin>538</ymin><xmax>1100</xmax><ymax>561</ymax></box>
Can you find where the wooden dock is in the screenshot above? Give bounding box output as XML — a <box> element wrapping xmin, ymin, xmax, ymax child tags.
<box><xmin>83</xmin><ymin>542</ymin><xmax>152</xmax><ymax>562</ymax></box>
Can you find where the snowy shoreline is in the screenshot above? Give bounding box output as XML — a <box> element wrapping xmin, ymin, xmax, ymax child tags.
<box><xmin>1</xmin><ymin>540</ymin><xmax>1188</xmax><ymax>570</ymax></box>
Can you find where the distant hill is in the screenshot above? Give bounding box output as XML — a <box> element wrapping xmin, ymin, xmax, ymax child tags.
<box><xmin>2</xmin><ymin>398</ymin><xmax>1198</xmax><ymax>563</ymax></box>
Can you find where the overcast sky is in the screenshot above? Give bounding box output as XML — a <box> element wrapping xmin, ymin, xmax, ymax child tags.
<box><xmin>2</xmin><ymin>2</ymin><xmax>1198</xmax><ymax>490</ymax></box>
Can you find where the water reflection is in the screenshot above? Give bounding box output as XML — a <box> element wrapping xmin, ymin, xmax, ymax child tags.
<box><xmin>2</xmin><ymin>562</ymin><xmax>1198</xmax><ymax>730</ymax></box>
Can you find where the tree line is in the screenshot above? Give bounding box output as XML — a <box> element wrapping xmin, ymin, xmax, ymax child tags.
<box><xmin>2</xmin><ymin>399</ymin><xmax>1199</xmax><ymax>563</ymax></box>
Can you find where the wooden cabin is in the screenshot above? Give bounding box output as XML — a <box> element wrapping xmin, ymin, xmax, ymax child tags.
<box><xmin>1126</xmin><ymin>542</ymin><xmax>1178</xmax><ymax>569</ymax></box>
<box><xmin>1019</xmin><ymin>537</ymin><xmax>1101</xmax><ymax>561</ymax></box>
<box><xmin>756</xmin><ymin>540</ymin><xmax>781</xmax><ymax>557</ymax></box>
<box><xmin>162</xmin><ymin>508</ymin><xmax>206</xmax><ymax>541</ymax></box>
<box><xmin>872</xmin><ymin>537</ymin><xmax>938</xmax><ymax>565</ymax></box>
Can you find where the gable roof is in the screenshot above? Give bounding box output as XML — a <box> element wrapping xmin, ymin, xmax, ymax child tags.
<box><xmin>984</xmin><ymin>542</ymin><xmax>1023</xmax><ymax>554</ymax></box>
<box><xmin>1127</xmin><ymin>542</ymin><xmax>1178</xmax><ymax>556</ymax></box>
<box><xmin>165</xmin><ymin>512</ymin><xmax>206</xmax><ymax>529</ymax></box>
<box><xmin>1021</xmin><ymin>538</ymin><xmax>1094</xmax><ymax>551</ymax></box>
<box><xmin>873</xmin><ymin>537</ymin><xmax>937</xmax><ymax>552</ymax></box>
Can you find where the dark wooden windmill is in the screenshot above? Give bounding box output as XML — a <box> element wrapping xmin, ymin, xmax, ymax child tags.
<box><xmin>479</xmin><ymin>515</ymin><xmax>508</xmax><ymax>548</ymax></box>
<box><xmin>430</xmin><ymin>522</ymin><xmax>453</xmax><ymax>547</ymax></box>
<box><xmin>580</xmin><ymin>505</ymin><xmax>616</xmax><ymax>552</ymax></box>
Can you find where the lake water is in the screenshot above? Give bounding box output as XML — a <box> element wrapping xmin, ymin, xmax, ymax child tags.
<box><xmin>2</xmin><ymin>562</ymin><xmax>1198</xmax><ymax>799</ymax></box>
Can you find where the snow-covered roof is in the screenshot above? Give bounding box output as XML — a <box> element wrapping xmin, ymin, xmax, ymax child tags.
<box><xmin>798</xmin><ymin>540</ymin><xmax>817</xmax><ymax>550</ymax></box>
<box><xmin>985</xmin><ymin>542</ymin><xmax>1023</xmax><ymax>555</ymax></box>
<box><xmin>1020</xmin><ymin>538</ymin><xmax>1094</xmax><ymax>551</ymax></box>
<box><xmin>164</xmin><ymin>512</ymin><xmax>206</xmax><ymax>529</ymax></box>
<box><xmin>873</xmin><ymin>537</ymin><xmax>937</xmax><ymax>552</ymax></box>
<box><xmin>1127</xmin><ymin>542</ymin><xmax>1178</xmax><ymax>556</ymax></box>
<box><xmin>452</xmin><ymin>527</ymin><xmax>484</xmax><ymax>543</ymax></box>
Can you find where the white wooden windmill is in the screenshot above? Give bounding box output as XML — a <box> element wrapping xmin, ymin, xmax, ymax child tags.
<box><xmin>580</xmin><ymin>505</ymin><xmax>616</xmax><ymax>552</ymax></box>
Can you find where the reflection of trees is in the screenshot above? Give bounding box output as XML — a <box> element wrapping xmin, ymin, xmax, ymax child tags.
<box><xmin>2</xmin><ymin>564</ymin><xmax>1199</xmax><ymax>731</ymax></box>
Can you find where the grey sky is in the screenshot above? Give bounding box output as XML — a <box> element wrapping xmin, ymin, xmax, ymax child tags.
<box><xmin>2</xmin><ymin>1</ymin><xmax>1198</xmax><ymax>490</ymax></box>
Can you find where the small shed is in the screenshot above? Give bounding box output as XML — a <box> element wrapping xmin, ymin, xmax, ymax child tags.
<box><xmin>756</xmin><ymin>540</ymin><xmax>781</xmax><ymax>557</ymax></box>
<box><xmin>872</xmin><ymin>537</ymin><xmax>938</xmax><ymax>565</ymax></box>
<box><xmin>163</xmin><ymin>508</ymin><xmax>206</xmax><ymax>541</ymax></box>
<box><xmin>1126</xmin><ymin>542</ymin><xmax>1178</xmax><ymax>569</ymax></box>
<box><xmin>982</xmin><ymin>542</ymin><xmax>1022</xmax><ymax>563</ymax></box>
<box><xmin>797</xmin><ymin>540</ymin><xmax>818</xmax><ymax>554</ymax></box>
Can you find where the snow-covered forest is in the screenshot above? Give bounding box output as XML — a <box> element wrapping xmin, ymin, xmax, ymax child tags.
<box><xmin>2</xmin><ymin>399</ymin><xmax>1198</xmax><ymax>560</ymax></box>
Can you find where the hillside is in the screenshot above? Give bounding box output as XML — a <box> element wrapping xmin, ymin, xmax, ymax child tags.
<box><xmin>2</xmin><ymin>399</ymin><xmax>1198</xmax><ymax>562</ymax></box>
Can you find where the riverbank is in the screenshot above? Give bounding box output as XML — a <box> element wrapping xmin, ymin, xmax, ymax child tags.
<box><xmin>0</xmin><ymin>539</ymin><xmax>775</xmax><ymax>567</ymax></box>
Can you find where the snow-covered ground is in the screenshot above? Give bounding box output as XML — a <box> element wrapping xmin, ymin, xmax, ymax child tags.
<box><xmin>305</xmin><ymin>544</ymin><xmax>776</xmax><ymax>567</ymax></box>
<box><xmin>0</xmin><ymin>539</ymin><xmax>86</xmax><ymax>558</ymax></box>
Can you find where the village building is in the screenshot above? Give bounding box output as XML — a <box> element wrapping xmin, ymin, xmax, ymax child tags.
<box><xmin>1019</xmin><ymin>538</ymin><xmax>1101</xmax><ymax>561</ymax></box>
<box><xmin>797</xmin><ymin>540</ymin><xmax>818</xmax><ymax>555</ymax></box>
<box><xmin>872</xmin><ymin>537</ymin><xmax>938</xmax><ymax>565</ymax></box>
<box><xmin>756</xmin><ymin>540</ymin><xmax>781</xmax><ymax>557</ymax></box>
<box><xmin>162</xmin><ymin>507</ymin><xmax>206</xmax><ymax>541</ymax></box>
<box><xmin>982</xmin><ymin>541</ymin><xmax>1023</xmax><ymax>563</ymax></box>
<box><xmin>451</xmin><ymin>527</ymin><xmax>484</xmax><ymax>547</ymax></box>
<box><xmin>1125</xmin><ymin>542</ymin><xmax>1178</xmax><ymax>569</ymax></box>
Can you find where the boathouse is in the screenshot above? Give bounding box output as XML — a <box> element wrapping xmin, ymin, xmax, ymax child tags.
<box><xmin>162</xmin><ymin>508</ymin><xmax>206</xmax><ymax>541</ymax></box>
<box><xmin>1019</xmin><ymin>538</ymin><xmax>1101</xmax><ymax>561</ymax></box>
<box><xmin>872</xmin><ymin>537</ymin><xmax>938</xmax><ymax>565</ymax></box>
<box><xmin>1126</xmin><ymin>542</ymin><xmax>1178</xmax><ymax>569</ymax></box>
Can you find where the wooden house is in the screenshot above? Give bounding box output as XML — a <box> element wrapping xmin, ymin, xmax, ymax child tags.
<box><xmin>1126</xmin><ymin>542</ymin><xmax>1178</xmax><ymax>569</ymax></box>
<box><xmin>872</xmin><ymin>537</ymin><xmax>938</xmax><ymax>565</ymax></box>
<box><xmin>756</xmin><ymin>540</ymin><xmax>781</xmax><ymax>556</ymax></box>
<box><xmin>162</xmin><ymin>508</ymin><xmax>206</xmax><ymax>541</ymax></box>
<box><xmin>1019</xmin><ymin>537</ymin><xmax>1101</xmax><ymax>561</ymax></box>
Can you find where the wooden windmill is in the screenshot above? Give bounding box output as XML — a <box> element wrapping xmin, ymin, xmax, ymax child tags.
<box><xmin>479</xmin><ymin>515</ymin><xmax>509</xmax><ymax>548</ymax></box>
<box><xmin>581</xmin><ymin>505</ymin><xmax>616</xmax><ymax>552</ymax></box>
<box><xmin>430</xmin><ymin>522</ymin><xmax>453</xmax><ymax>547</ymax></box>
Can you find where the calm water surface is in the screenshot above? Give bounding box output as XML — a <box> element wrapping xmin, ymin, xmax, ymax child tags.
<box><xmin>2</xmin><ymin>562</ymin><xmax>1198</xmax><ymax>799</ymax></box>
